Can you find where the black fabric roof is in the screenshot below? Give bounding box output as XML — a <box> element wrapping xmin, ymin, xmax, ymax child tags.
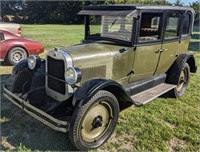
<box><xmin>78</xmin><ymin>4</ymin><xmax>194</xmax><ymax>16</ymax></box>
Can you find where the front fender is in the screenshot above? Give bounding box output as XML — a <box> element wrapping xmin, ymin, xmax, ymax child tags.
<box><xmin>72</xmin><ymin>79</ymin><xmax>134</xmax><ymax>110</ymax></box>
<box><xmin>12</xmin><ymin>59</ymin><xmax>29</xmax><ymax>75</ymax></box>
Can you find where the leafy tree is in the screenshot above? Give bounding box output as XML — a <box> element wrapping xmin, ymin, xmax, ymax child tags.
<box><xmin>173</xmin><ymin>0</ymin><xmax>184</xmax><ymax>6</ymax></box>
<box><xmin>190</xmin><ymin>1</ymin><xmax>200</xmax><ymax>25</ymax></box>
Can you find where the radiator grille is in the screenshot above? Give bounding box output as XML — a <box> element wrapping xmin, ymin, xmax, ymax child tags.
<box><xmin>80</xmin><ymin>65</ymin><xmax>106</xmax><ymax>83</ymax></box>
<box><xmin>47</xmin><ymin>56</ymin><xmax>65</xmax><ymax>95</ymax></box>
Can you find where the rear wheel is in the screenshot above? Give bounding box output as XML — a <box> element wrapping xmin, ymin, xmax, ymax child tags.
<box><xmin>168</xmin><ymin>63</ymin><xmax>190</xmax><ymax>98</ymax></box>
<box><xmin>69</xmin><ymin>90</ymin><xmax>119</xmax><ymax>150</ymax></box>
<box><xmin>7</xmin><ymin>47</ymin><xmax>28</xmax><ymax>65</ymax></box>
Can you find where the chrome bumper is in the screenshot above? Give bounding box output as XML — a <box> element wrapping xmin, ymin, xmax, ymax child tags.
<box><xmin>3</xmin><ymin>86</ymin><xmax>69</xmax><ymax>133</ymax></box>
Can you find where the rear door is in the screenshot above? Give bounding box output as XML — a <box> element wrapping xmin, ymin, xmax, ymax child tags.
<box><xmin>129</xmin><ymin>12</ymin><xmax>164</xmax><ymax>82</ymax></box>
<box><xmin>154</xmin><ymin>11</ymin><xmax>183</xmax><ymax>75</ymax></box>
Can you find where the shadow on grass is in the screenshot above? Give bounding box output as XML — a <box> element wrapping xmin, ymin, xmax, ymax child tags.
<box><xmin>0</xmin><ymin>61</ymin><xmax>12</xmax><ymax>67</ymax></box>
<box><xmin>188</xmin><ymin>41</ymin><xmax>200</xmax><ymax>51</ymax></box>
<box><xmin>191</xmin><ymin>34</ymin><xmax>200</xmax><ymax>40</ymax></box>
<box><xmin>1</xmin><ymin>74</ymin><xmax>78</xmax><ymax>151</ymax></box>
<box><xmin>193</xmin><ymin>26</ymin><xmax>200</xmax><ymax>32</ymax></box>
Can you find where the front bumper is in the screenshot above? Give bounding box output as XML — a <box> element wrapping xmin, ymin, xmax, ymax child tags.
<box><xmin>3</xmin><ymin>86</ymin><xmax>69</xmax><ymax>133</ymax></box>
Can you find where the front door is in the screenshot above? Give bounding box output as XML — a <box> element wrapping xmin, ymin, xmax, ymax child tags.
<box><xmin>129</xmin><ymin>12</ymin><xmax>164</xmax><ymax>82</ymax></box>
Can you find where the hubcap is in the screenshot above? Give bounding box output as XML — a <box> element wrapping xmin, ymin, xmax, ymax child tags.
<box><xmin>177</xmin><ymin>68</ymin><xmax>187</xmax><ymax>93</ymax></box>
<box><xmin>80</xmin><ymin>101</ymin><xmax>113</xmax><ymax>143</ymax></box>
<box><xmin>11</xmin><ymin>50</ymin><xmax>25</xmax><ymax>63</ymax></box>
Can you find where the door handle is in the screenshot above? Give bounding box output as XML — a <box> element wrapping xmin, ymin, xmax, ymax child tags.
<box><xmin>155</xmin><ymin>48</ymin><xmax>167</xmax><ymax>53</ymax></box>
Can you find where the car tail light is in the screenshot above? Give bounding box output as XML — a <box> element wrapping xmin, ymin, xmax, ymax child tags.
<box><xmin>18</xmin><ymin>27</ymin><xmax>21</xmax><ymax>35</ymax></box>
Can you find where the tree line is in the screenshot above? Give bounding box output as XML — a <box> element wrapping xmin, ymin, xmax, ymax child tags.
<box><xmin>1</xmin><ymin>0</ymin><xmax>199</xmax><ymax>25</ymax></box>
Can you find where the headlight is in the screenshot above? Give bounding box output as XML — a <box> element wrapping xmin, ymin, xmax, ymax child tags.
<box><xmin>28</xmin><ymin>55</ymin><xmax>41</xmax><ymax>70</ymax></box>
<box><xmin>65</xmin><ymin>67</ymin><xmax>82</xmax><ymax>85</ymax></box>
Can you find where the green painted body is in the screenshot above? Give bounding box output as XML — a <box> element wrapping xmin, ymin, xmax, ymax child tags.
<box><xmin>62</xmin><ymin>37</ymin><xmax>190</xmax><ymax>86</ymax></box>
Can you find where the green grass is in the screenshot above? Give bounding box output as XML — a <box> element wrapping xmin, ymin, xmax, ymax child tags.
<box><xmin>1</xmin><ymin>25</ymin><xmax>200</xmax><ymax>151</ymax></box>
<box><xmin>21</xmin><ymin>24</ymin><xmax>84</xmax><ymax>50</ymax></box>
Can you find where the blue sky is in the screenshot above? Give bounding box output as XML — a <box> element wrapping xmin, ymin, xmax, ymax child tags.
<box><xmin>167</xmin><ymin>0</ymin><xmax>196</xmax><ymax>5</ymax></box>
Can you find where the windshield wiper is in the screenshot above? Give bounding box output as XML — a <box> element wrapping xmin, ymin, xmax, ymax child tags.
<box><xmin>110</xmin><ymin>18</ymin><xmax>117</xmax><ymax>29</ymax></box>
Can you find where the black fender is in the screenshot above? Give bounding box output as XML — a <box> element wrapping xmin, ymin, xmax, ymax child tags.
<box><xmin>166</xmin><ymin>53</ymin><xmax>197</xmax><ymax>84</ymax></box>
<box><xmin>12</xmin><ymin>59</ymin><xmax>46</xmax><ymax>90</ymax></box>
<box><xmin>72</xmin><ymin>78</ymin><xmax>134</xmax><ymax>111</ymax></box>
<box><xmin>12</xmin><ymin>59</ymin><xmax>29</xmax><ymax>75</ymax></box>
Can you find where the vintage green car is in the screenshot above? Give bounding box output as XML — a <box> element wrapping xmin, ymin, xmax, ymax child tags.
<box><xmin>4</xmin><ymin>5</ymin><xmax>197</xmax><ymax>150</ymax></box>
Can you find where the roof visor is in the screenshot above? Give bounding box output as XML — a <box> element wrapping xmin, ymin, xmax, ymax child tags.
<box><xmin>78</xmin><ymin>10</ymin><xmax>139</xmax><ymax>18</ymax></box>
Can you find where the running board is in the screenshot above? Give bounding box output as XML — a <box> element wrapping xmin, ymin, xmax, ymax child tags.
<box><xmin>131</xmin><ymin>83</ymin><xmax>176</xmax><ymax>106</ymax></box>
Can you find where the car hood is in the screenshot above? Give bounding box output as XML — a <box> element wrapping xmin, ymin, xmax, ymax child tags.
<box><xmin>61</xmin><ymin>42</ymin><xmax>126</xmax><ymax>68</ymax></box>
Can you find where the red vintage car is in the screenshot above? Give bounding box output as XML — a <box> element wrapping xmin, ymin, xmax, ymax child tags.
<box><xmin>0</xmin><ymin>30</ymin><xmax>44</xmax><ymax>65</ymax></box>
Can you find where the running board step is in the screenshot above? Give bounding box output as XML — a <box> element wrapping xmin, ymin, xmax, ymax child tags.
<box><xmin>131</xmin><ymin>83</ymin><xmax>176</xmax><ymax>106</ymax></box>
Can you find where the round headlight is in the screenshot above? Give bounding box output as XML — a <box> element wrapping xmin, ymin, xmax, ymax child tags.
<box><xmin>65</xmin><ymin>67</ymin><xmax>81</xmax><ymax>85</ymax></box>
<box><xmin>28</xmin><ymin>55</ymin><xmax>41</xmax><ymax>70</ymax></box>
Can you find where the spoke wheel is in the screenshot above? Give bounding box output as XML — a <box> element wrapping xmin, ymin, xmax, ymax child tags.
<box><xmin>173</xmin><ymin>63</ymin><xmax>190</xmax><ymax>97</ymax></box>
<box><xmin>69</xmin><ymin>90</ymin><xmax>119</xmax><ymax>151</ymax></box>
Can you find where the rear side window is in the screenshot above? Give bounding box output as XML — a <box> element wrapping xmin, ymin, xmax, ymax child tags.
<box><xmin>182</xmin><ymin>12</ymin><xmax>191</xmax><ymax>36</ymax></box>
<box><xmin>0</xmin><ymin>33</ymin><xmax>4</xmax><ymax>41</ymax></box>
<box><xmin>139</xmin><ymin>13</ymin><xmax>162</xmax><ymax>42</ymax></box>
<box><xmin>165</xmin><ymin>13</ymin><xmax>181</xmax><ymax>39</ymax></box>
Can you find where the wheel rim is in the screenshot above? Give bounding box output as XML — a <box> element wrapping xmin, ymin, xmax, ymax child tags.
<box><xmin>177</xmin><ymin>67</ymin><xmax>188</xmax><ymax>93</ymax></box>
<box><xmin>11</xmin><ymin>50</ymin><xmax>26</xmax><ymax>63</ymax></box>
<box><xmin>81</xmin><ymin>101</ymin><xmax>113</xmax><ymax>143</ymax></box>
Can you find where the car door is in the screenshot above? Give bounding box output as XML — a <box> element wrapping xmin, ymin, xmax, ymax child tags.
<box><xmin>129</xmin><ymin>12</ymin><xmax>164</xmax><ymax>82</ymax></box>
<box><xmin>154</xmin><ymin>11</ymin><xmax>182</xmax><ymax>75</ymax></box>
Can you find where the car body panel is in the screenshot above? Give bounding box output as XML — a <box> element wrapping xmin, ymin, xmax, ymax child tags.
<box><xmin>154</xmin><ymin>40</ymin><xmax>179</xmax><ymax>75</ymax></box>
<box><xmin>61</xmin><ymin>42</ymin><xmax>134</xmax><ymax>84</ymax></box>
<box><xmin>0</xmin><ymin>30</ymin><xmax>44</xmax><ymax>61</ymax></box>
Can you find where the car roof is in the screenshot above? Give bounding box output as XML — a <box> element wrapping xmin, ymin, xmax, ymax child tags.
<box><xmin>78</xmin><ymin>4</ymin><xmax>194</xmax><ymax>17</ymax></box>
<box><xmin>0</xmin><ymin>29</ymin><xmax>19</xmax><ymax>39</ymax></box>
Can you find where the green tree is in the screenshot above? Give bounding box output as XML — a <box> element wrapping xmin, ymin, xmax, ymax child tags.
<box><xmin>173</xmin><ymin>0</ymin><xmax>184</xmax><ymax>6</ymax></box>
<box><xmin>105</xmin><ymin>0</ymin><xmax>171</xmax><ymax>5</ymax></box>
<box><xmin>190</xmin><ymin>1</ymin><xmax>200</xmax><ymax>25</ymax></box>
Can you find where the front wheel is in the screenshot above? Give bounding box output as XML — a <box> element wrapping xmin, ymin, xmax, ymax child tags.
<box><xmin>69</xmin><ymin>90</ymin><xmax>119</xmax><ymax>150</ymax></box>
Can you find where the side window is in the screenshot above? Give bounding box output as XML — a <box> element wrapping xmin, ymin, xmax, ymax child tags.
<box><xmin>165</xmin><ymin>13</ymin><xmax>181</xmax><ymax>39</ymax></box>
<box><xmin>182</xmin><ymin>12</ymin><xmax>191</xmax><ymax>36</ymax></box>
<box><xmin>139</xmin><ymin>13</ymin><xmax>162</xmax><ymax>42</ymax></box>
<box><xmin>0</xmin><ymin>33</ymin><xmax>4</xmax><ymax>41</ymax></box>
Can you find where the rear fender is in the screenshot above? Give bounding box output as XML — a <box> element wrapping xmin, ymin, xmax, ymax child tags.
<box><xmin>72</xmin><ymin>79</ymin><xmax>133</xmax><ymax>111</ymax></box>
<box><xmin>166</xmin><ymin>53</ymin><xmax>197</xmax><ymax>84</ymax></box>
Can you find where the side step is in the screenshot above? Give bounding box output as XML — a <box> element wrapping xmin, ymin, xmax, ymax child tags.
<box><xmin>131</xmin><ymin>83</ymin><xmax>176</xmax><ymax>106</ymax></box>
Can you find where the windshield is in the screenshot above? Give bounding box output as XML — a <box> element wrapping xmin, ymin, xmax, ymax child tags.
<box><xmin>87</xmin><ymin>15</ymin><xmax>133</xmax><ymax>42</ymax></box>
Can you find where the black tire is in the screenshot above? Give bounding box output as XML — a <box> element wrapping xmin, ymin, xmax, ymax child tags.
<box><xmin>7</xmin><ymin>47</ymin><xmax>28</xmax><ymax>65</ymax></box>
<box><xmin>11</xmin><ymin>71</ymin><xmax>32</xmax><ymax>93</ymax></box>
<box><xmin>168</xmin><ymin>62</ymin><xmax>190</xmax><ymax>98</ymax></box>
<box><xmin>69</xmin><ymin>90</ymin><xmax>119</xmax><ymax>151</ymax></box>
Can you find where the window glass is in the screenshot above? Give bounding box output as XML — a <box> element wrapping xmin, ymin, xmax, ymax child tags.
<box><xmin>101</xmin><ymin>16</ymin><xmax>132</xmax><ymax>42</ymax></box>
<box><xmin>165</xmin><ymin>13</ymin><xmax>180</xmax><ymax>39</ymax></box>
<box><xmin>0</xmin><ymin>33</ymin><xmax>4</xmax><ymax>41</ymax></box>
<box><xmin>90</xmin><ymin>16</ymin><xmax>101</xmax><ymax>36</ymax></box>
<box><xmin>182</xmin><ymin>13</ymin><xmax>191</xmax><ymax>35</ymax></box>
<box><xmin>88</xmin><ymin>15</ymin><xmax>133</xmax><ymax>42</ymax></box>
<box><xmin>139</xmin><ymin>13</ymin><xmax>162</xmax><ymax>42</ymax></box>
